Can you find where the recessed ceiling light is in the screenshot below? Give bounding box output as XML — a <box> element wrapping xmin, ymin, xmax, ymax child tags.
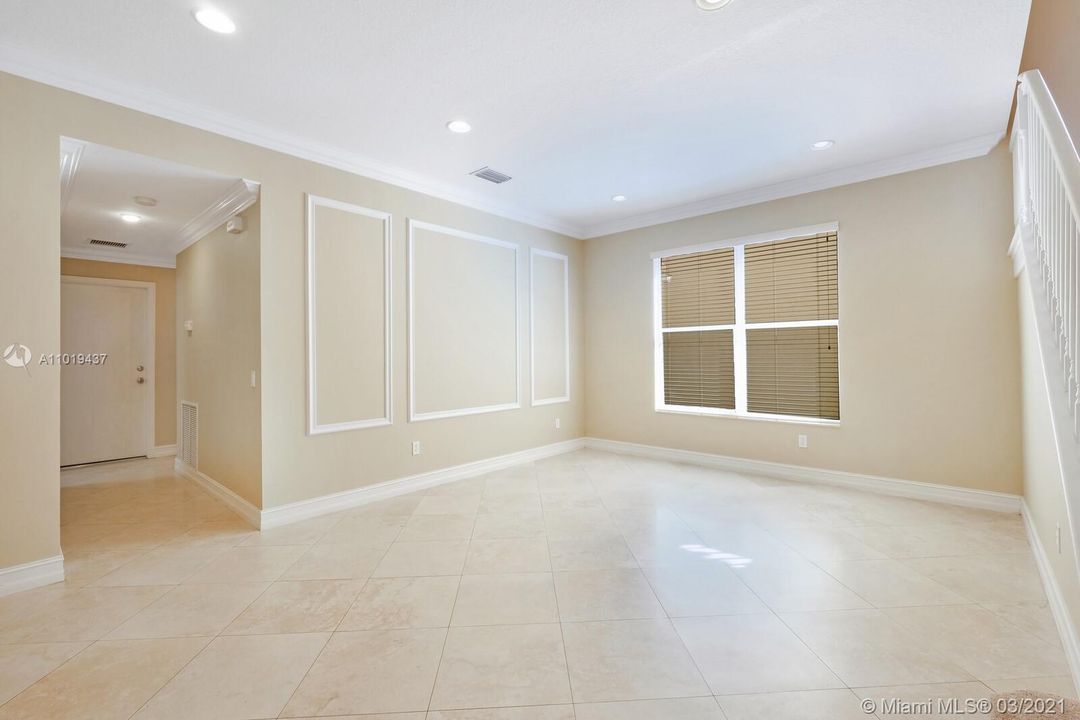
<box><xmin>696</xmin><ymin>0</ymin><xmax>734</xmax><ymax>11</ymax></box>
<box><xmin>193</xmin><ymin>7</ymin><xmax>236</xmax><ymax>34</ymax></box>
<box><xmin>446</xmin><ymin>120</ymin><xmax>472</xmax><ymax>134</ymax></box>
<box><xmin>119</xmin><ymin>213</ymin><xmax>141</xmax><ymax>224</ymax></box>
<box><xmin>612</xmin><ymin>194</ymin><xmax>627</xmax><ymax>203</ymax></box>
<box><xmin>133</xmin><ymin>196</ymin><xmax>158</xmax><ymax>207</ymax></box>
<box><xmin>812</xmin><ymin>139</ymin><xmax>835</xmax><ymax>149</ymax></box>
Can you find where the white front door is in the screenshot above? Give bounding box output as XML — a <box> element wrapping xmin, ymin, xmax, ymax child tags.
<box><xmin>60</xmin><ymin>279</ymin><xmax>152</xmax><ymax>466</ymax></box>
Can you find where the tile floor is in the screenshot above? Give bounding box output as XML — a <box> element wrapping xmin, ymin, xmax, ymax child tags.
<box><xmin>0</xmin><ymin>451</ymin><xmax>1073</xmax><ymax>719</ymax></box>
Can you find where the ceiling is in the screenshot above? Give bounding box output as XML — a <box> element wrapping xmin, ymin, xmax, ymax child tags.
<box><xmin>61</xmin><ymin>141</ymin><xmax>254</xmax><ymax>267</ymax></box>
<box><xmin>4</xmin><ymin>0</ymin><xmax>1031</xmax><ymax>238</ymax></box>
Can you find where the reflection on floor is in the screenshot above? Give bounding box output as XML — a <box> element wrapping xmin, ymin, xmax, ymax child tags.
<box><xmin>0</xmin><ymin>451</ymin><xmax>1074</xmax><ymax>719</ymax></box>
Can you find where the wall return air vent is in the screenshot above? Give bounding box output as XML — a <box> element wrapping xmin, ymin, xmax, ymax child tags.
<box><xmin>470</xmin><ymin>167</ymin><xmax>512</xmax><ymax>184</ymax></box>
<box><xmin>180</xmin><ymin>401</ymin><xmax>198</xmax><ymax>469</ymax></box>
<box><xmin>87</xmin><ymin>238</ymin><xmax>128</xmax><ymax>248</ymax></box>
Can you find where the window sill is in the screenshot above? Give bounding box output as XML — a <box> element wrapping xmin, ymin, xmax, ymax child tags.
<box><xmin>655</xmin><ymin>406</ymin><xmax>841</xmax><ymax>427</ymax></box>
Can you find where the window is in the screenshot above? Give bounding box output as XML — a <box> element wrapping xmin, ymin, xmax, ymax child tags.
<box><xmin>654</xmin><ymin>224</ymin><xmax>839</xmax><ymax>423</ymax></box>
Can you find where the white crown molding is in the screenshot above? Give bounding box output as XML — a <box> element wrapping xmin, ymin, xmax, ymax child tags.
<box><xmin>5</xmin><ymin>47</ymin><xmax>1007</xmax><ymax>243</ymax></box>
<box><xmin>582</xmin><ymin>131</ymin><xmax>1005</xmax><ymax>238</ymax></box>
<box><xmin>1022</xmin><ymin>499</ymin><xmax>1080</xmax><ymax>693</ymax></box>
<box><xmin>0</xmin><ymin>45</ymin><xmax>584</xmax><ymax>239</ymax></box>
<box><xmin>56</xmin><ymin>133</ymin><xmax>252</xmax><ymax>268</ymax></box>
<box><xmin>260</xmin><ymin>438</ymin><xmax>585</xmax><ymax>529</ymax></box>
<box><xmin>175</xmin><ymin>178</ymin><xmax>260</xmax><ymax>254</ymax></box>
<box><xmin>58</xmin><ymin>136</ymin><xmax>84</xmax><ymax>211</ymax></box>
<box><xmin>61</xmin><ymin>246</ymin><xmax>177</xmax><ymax>269</ymax></box>
<box><xmin>584</xmin><ymin>437</ymin><xmax>1022</xmax><ymax>513</ymax></box>
<box><xmin>0</xmin><ymin>554</ymin><xmax>64</xmax><ymax>597</ymax></box>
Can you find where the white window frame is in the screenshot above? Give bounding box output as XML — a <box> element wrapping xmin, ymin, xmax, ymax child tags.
<box><xmin>652</xmin><ymin>222</ymin><xmax>840</xmax><ymax>426</ymax></box>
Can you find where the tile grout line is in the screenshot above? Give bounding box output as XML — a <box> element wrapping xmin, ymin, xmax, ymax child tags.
<box><xmin>421</xmin><ymin>481</ymin><xmax>478</xmax><ymax>714</ymax></box>
<box><xmin>122</xmin><ymin>537</ymin><xmax>305</xmax><ymax>720</ymax></box>
<box><xmin>8</xmin><ymin>452</ymin><xmax>1064</xmax><ymax>717</ymax></box>
<box><xmin>595</xmin><ymin>460</ymin><xmax>718</xmax><ymax>702</ymax></box>
<box><xmin>541</xmin><ymin>460</ymin><xmax>579</xmax><ymax>712</ymax></box>
<box><xmin>660</xmin><ymin>485</ymin><xmax>853</xmax><ymax>696</ymax></box>
<box><xmin>275</xmin><ymin>510</ymin><xmax>406</xmax><ymax>718</ymax></box>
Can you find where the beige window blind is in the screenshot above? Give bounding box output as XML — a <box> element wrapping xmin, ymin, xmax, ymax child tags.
<box><xmin>661</xmin><ymin>248</ymin><xmax>735</xmax><ymax>327</ymax></box>
<box><xmin>662</xmin><ymin>330</ymin><xmax>735</xmax><ymax>409</ymax></box>
<box><xmin>660</xmin><ymin>248</ymin><xmax>736</xmax><ymax>409</ymax></box>
<box><xmin>656</xmin><ymin>228</ymin><xmax>840</xmax><ymax>422</ymax></box>
<box><xmin>746</xmin><ymin>326</ymin><xmax>839</xmax><ymax>419</ymax></box>
<box><xmin>744</xmin><ymin>232</ymin><xmax>839</xmax><ymax>420</ymax></box>
<box><xmin>745</xmin><ymin>233</ymin><xmax>838</xmax><ymax>323</ymax></box>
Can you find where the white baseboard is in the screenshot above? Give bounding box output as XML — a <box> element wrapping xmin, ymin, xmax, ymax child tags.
<box><xmin>584</xmin><ymin>437</ymin><xmax>1022</xmax><ymax>513</ymax></box>
<box><xmin>174</xmin><ymin>459</ymin><xmax>262</xmax><ymax>529</ymax></box>
<box><xmin>260</xmin><ymin>438</ymin><xmax>586</xmax><ymax>529</ymax></box>
<box><xmin>147</xmin><ymin>444</ymin><xmax>178</xmax><ymax>458</ymax></box>
<box><xmin>1021</xmin><ymin>499</ymin><xmax>1080</xmax><ymax>692</ymax></box>
<box><xmin>0</xmin><ymin>554</ymin><xmax>65</xmax><ymax>597</ymax></box>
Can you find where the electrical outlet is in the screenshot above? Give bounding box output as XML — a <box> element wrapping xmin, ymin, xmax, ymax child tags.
<box><xmin>797</xmin><ymin>434</ymin><xmax>808</xmax><ymax>449</ymax></box>
<box><xmin>554</xmin><ymin>417</ymin><xmax>561</xmax><ymax>429</ymax></box>
<box><xmin>1057</xmin><ymin>523</ymin><xmax>1062</xmax><ymax>553</ymax></box>
<box><xmin>412</xmin><ymin>441</ymin><xmax>421</xmax><ymax>456</ymax></box>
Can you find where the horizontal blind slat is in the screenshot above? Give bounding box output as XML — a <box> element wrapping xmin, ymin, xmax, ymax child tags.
<box><xmin>661</xmin><ymin>247</ymin><xmax>736</xmax><ymax>328</ymax></box>
<box><xmin>745</xmin><ymin>326</ymin><xmax>839</xmax><ymax>420</ymax></box>
<box><xmin>745</xmin><ymin>233</ymin><xmax>838</xmax><ymax>323</ymax></box>
<box><xmin>663</xmin><ymin>330</ymin><xmax>735</xmax><ymax>410</ymax></box>
<box><xmin>658</xmin><ymin>231</ymin><xmax>840</xmax><ymax>422</ymax></box>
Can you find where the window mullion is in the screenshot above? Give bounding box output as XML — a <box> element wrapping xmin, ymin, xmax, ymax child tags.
<box><xmin>734</xmin><ymin>244</ymin><xmax>747</xmax><ymax>414</ymax></box>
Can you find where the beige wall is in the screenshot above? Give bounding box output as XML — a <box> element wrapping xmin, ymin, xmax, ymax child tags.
<box><xmin>60</xmin><ymin>258</ymin><xmax>176</xmax><ymax>448</ymax></box>
<box><xmin>0</xmin><ymin>71</ymin><xmax>584</xmax><ymax>571</ymax></box>
<box><xmin>1020</xmin><ymin>0</ymin><xmax>1080</xmax><ymax>149</ymax></box>
<box><xmin>5</xmin><ymin>61</ymin><xmax>1019</xmax><ymax>579</ymax></box>
<box><xmin>310</xmin><ymin>203</ymin><xmax>388</xmax><ymax>428</ymax></box>
<box><xmin>177</xmin><ymin>205</ymin><xmax>262</xmax><ymax>506</ymax></box>
<box><xmin>411</xmin><ymin>225</ymin><xmax>520</xmax><ymax>417</ymax></box>
<box><xmin>1017</xmin><ymin>268</ymin><xmax>1080</xmax><ymax>639</ymax></box>
<box><xmin>263</xmin><ymin>181</ymin><xmax>584</xmax><ymax>509</ymax></box>
<box><xmin>585</xmin><ymin>147</ymin><xmax>1022</xmax><ymax>494</ymax></box>
<box><xmin>532</xmin><ymin>252</ymin><xmax>570</xmax><ymax>402</ymax></box>
<box><xmin>0</xmin><ymin>75</ymin><xmax>61</xmax><ymax>570</ymax></box>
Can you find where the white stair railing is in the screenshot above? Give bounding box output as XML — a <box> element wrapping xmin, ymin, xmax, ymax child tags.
<box><xmin>1013</xmin><ymin>69</ymin><xmax>1080</xmax><ymax>435</ymax></box>
<box><xmin>1012</xmin><ymin>70</ymin><xmax>1080</xmax><ymax>688</ymax></box>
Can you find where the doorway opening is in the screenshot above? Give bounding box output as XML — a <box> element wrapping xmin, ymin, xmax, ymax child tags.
<box><xmin>58</xmin><ymin>139</ymin><xmax>259</xmax><ymax>474</ymax></box>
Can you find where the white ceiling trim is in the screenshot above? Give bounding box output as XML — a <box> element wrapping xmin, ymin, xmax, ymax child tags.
<box><xmin>58</xmin><ymin>142</ymin><xmax>257</xmax><ymax>268</ymax></box>
<box><xmin>176</xmin><ymin>178</ymin><xmax>260</xmax><ymax>254</ymax></box>
<box><xmin>58</xmin><ymin>136</ymin><xmax>84</xmax><ymax>211</ymax></box>
<box><xmin>61</xmin><ymin>245</ymin><xmax>176</xmax><ymax>269</ymax></box>
<box><xmin>5</xmin><ymin>45</ymin><xmax>1006</xmax><ymax>244</ymax></box>
<box><xmin>0</xmin><ymin>44</ymin><xmax>585</xmax><ymax>239</ymax></box>
<box><xmin>581</xmin><ymin>130</ymin><xmax>1005</xmax><ymax>239</ymax></box>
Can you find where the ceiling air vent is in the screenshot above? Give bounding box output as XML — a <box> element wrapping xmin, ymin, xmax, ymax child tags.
<box><xmin>88</xmin><ymin>238</ymin><xmax>128</xmax><ymax>249</ymax></box>
<box><xmin>470</xmin><ymin>167</ymin><xmax>512</xmax><ymax>184</ymax></box>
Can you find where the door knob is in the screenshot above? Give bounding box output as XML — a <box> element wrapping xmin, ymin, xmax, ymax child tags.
<box><xmin>137</xmin><ymin>377</ymin><xmax>145</xmax><ymax>384</ymax></box>
<box><xmin>136</xmin><ymin>365</ymin><xmax>144</xmax><ymax>372</ymax></box>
